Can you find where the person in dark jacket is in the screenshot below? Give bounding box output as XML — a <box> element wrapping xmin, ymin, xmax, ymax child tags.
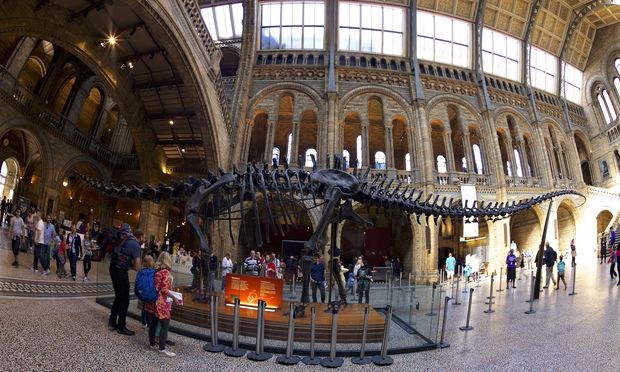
<box><xmin>310</xmin><ymin>254</ymin><xmax>325</xmax><ymax>303</ymax></box>
<box><xmin>505</xmin><ymin>249</ymin><xmax>517</xmax><ymax>289</ymax></box>
<box><xmin>356</xmin><ymin>260</ymin><xmax>372</xmax><ymax>304</ymax></box>
<box><xmin>600</xmin><ymin>235</ymin><xmax>608</xmax><ymax>264</ymax></box>
<box><xmin>208</xmin><ymin>254</ymin><xmax>218</xmax><ymax>292</ymax></box>
<box><xmin>542</xmin><ymin>242</ymin><xmax>557</xmax><ymax>289</ymax></box>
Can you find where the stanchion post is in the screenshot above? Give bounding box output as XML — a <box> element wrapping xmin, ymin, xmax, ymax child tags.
<box><xmin>459</xmin><ymin>288</ymin><xmax>474</xmax><ymax>331</ymax></box>
<box><xmin>408</xmin><ymin>286</ymin><xmax>415</xmax><ymax>324</ymax></box>
<box><xmin>247</xmin><ymin>300</ymin><xmax>272</xmax><ymax>361</ymax></box>
<box><xmin>462</xmin><ymin>274</ymin><xmax>468</xmax><ymax>294</ymax></box>
<box><xmin>372</xmin><ymin>305</ymin><xmax>394</xmax><ymax>366</ymax></box>
<box><xmin>486</xmin><ymin>273</ymin><xmax>495</xmax><ymax>300</ymax></box>
<box><xmin>320</xmin><ymin>307</ymin><xmax>344</xmax><ymax>368</ymax></box>
<box><xmin>437</xmin><ymin>296</ymin><xmax>450</xmax><ymax>348</ymax></box>
<box><xmin>484</xmin><ymin>275</ymin><xmax>495</xmax><ymax>313</ymax></box>
<box><xmin>569</xmin><ymin>264</ymin><xmax>577</xmax><ymax>296</ymax></box>
<box><xmin>496</xmin><ymin>267</ymin><xmax>504</xmax><ymax>292</ymax></box>
<box><xmin>302</xmin><ymin>306</ymin><xmax>322</xmax><ymax>365</ymax></box>
<box><xmin>351</xmin><ymin>307</ymin><xmax>372</xmax><ymax>365</ymax></box>
<box><xmin>276</xmin><ymin>303</ymin><xmax>301</xmax><ymax>365</ymax></box>
<box><xmin>203</xmin><ymin>295</ymin><xmax>225</xmax><ymax>352</ymax></box>
<box><xmin>426</xmin><ymin>283</ymin><xmax>437</xmax><ymax>316</ymax></box>
<box><xmin>224</xmin><ymin>298</ymin><xmax>246</xmax><ymax>357</ymax></box>
<box><xmin>453</xmin><ymin>277</ymin><xmax>461</xmax><ymax>305</ymax></box>
<box><xmin>525</xmin><ymin>274</ymin><xmax>536</xmax><ymax>314</ymax></box>
<box><xmin>289</xmin><ymin>273</ymin><xmax>296</xmax><ymax>299</ymax></box>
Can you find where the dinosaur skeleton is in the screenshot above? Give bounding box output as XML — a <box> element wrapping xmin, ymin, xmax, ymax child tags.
<box><xmin>75</xmin><ymin>155</ymin><xmax>584</xmax><ymax>308</ymax></box>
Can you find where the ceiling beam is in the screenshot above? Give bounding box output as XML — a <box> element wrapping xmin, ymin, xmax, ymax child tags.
<box><xmin>559</xmin><ymin>1</ymin><xmax>608</xmax><ymax>62</ymax></box>
<box><xmin>156</xmin><ymin>139</ymin><xmax>203</xmax><ymax>146</ymax></box>
<box><xmin>123</xmin><ymin>47</ymin><xmax>167</xmax><ymax>62</ymax></box>
<box><xmin>133</xmin><ymin>78</ymin><xmax>184</xmax><ymax>91</ymax></box>
<box><xmin>69</xmin><ymin>0</ymin><xmax>108</xmax><ymax>22</ymax></box>
<box><xmin>146</xmin><ymin>110</ymin><xmax>195</xmax><ymax>120</ymax></box>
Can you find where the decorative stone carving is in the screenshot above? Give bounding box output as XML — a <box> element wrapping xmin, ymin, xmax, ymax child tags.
<box><xmin>420</xmin><ymin>76</ymin><xmax>477</xmax><ymax>96</ymax></box>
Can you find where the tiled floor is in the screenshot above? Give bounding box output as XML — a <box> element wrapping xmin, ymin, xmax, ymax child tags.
<box><xmin>1</xmin><ymin>234</ymin><xmax>619</xmax><ymax>370</ymax></box>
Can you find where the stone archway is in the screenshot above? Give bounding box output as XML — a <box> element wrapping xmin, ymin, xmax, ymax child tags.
<box><xmin>510</xmin><ymin>208</ymin><xmax>542</xmax><ymax>254</ymax></box>
<box><xmin>340</xmin><ymin>206</ymin><xmax>412</xmax><ymax>269</ymax></box>
<box><xmin>596</xmin><ymin>210</ymin><xmax>613</xmax><ymax>236</ymax></box>
<box><xmin>557</xmin><ymin>202</ymin><xmax>576</xmax><ymax>256</ymax></box>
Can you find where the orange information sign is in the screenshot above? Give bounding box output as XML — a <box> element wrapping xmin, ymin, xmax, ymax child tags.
<box><xmin>225</xmin><ymin>274</ymin><xmax>283</xmax><ymax>310</ymax></box>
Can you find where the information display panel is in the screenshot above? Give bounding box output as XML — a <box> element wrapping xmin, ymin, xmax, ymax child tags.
<box><xmin>225</xmin><ymin>274</ymin><xmax>283</xmax><ymax>310</ymax></box>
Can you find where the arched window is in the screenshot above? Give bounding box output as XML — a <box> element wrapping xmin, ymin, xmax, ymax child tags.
<box><xmin>342</xmin><ymin>149</ymin><xmax>350</xmax><ymax>168</ymax></box>
<box><xmin>473</xmin><ymin>144</ymin><xmax>483</xmax><ymax>174</ymax></box>
<box><xmin>405</xmin><ymin>153</ymin><xmax>411</xmax><ymax>171</ymax></box>
<box><xmin>615</xmin><ymin>58</ymin><xmax>620</xmax><ymax>75</ymax></box>
<box><xmin>461</xmin><ymin>157</ymin><xmax>467</xmax><ymax>172</ymax></box>
<box><xmin>597</xmin><ymin>94</ymin><xmax>612</xmax><ymax>124</ymax></box>
<box><xmin>286</xmin><ymin>133</ymin><xmax>292</xmax><ymax>163</ymax></box>
<box><xmin>272</xmin><ymin>147</ymin><xmax>280</xmax><ymax>163</ymax></box>
<box><xmin>437</xmin><ymin>155</ymin><xmax>447</xmax><ymax>173</ymax></box>
<box><xmin>356</xmin><ymin>135</ymin><xmax>362</xmax><ymax>168</ymax></box>
<box><xmin>614</xmin><ymin>77</ymin><xmax>620</xmax><ymax>98</ymax></box>
<box><xmin>603</xmin><ymin>90</ymin><xmax>617</xmax><ymax>121</ymax></box>
<box><xmin>374</xmin><ymin>151</ymin><xmax>386</xmax><ymax>169</ymax></box>
<box><xmin>305</xmin><ymin>148</ymin><xmax>317</xmax><ymax>167</ymax></box>
<box><xmin>513</xmin><ymin>149</ymin><xmax>523</xmax><ymax>177</ymax></box>
<box><xmin>601</xmin><ymin>160</ymin><xmax>610</xmax><ymax>179</ymax></box>
<box><xmin>506</xmin><ymin>161</ymin><xmax>512</xmax><ymax>177</ymax></box>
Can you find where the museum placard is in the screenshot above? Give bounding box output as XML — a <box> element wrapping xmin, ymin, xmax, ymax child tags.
<box><xmin>225</xmin><ymin>274</ymin><xmax>283</xmax><ymax>310</ymax></box>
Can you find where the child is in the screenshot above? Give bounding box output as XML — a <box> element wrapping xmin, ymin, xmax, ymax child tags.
<box><xmin>57</xmin><ymin>233</ymin><xmax>67</xmax><ymax>278</ymax></box>
<box><xmin>556</xmin><ymin>255</ymin><xmax>567</xmax><ymax>290</ymax></box>
<box><xmin>346</xmin><ymin>271</ymin><xmax>355</xmax><ymax>295</ymax></box>
<box><xmin>140</xmin><ymin>255</ymin><xmax>156</xmax><ymax>328</ymax></box>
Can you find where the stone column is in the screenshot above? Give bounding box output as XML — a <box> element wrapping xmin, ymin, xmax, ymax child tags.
<box><xmin>443</xmin><ymin>130</ymin><xmax>455</xmax><ymax>173</ymax></box>
<box><xmin>414</xmin><ymin>103</ymin><xmax>434</xmax><ymax>185</ymax></box>
<box><xmin>516</xmin><ymin>137</ymin><xmax>529</xmax><ymax>178</ymax></box>
<box><xmin>462</xmin><ymin>132</ymin><xmax>474</xmax><ymax>174</ymax></box>
<box><xmin>5</xmin><ymin>37</ymin><xmax>37</xmax><ymax>80</ymax></box>
<box><xmin>361</xmin><ymin>123</ymin><xmax>370</xmax><ymax>168</ymax></box>
<box><xmin>566</xmin><ymin>134</ymin><xmax>584</xmax><ymax>185</ymax></box>
<box><xmin>533</xmin><ymin>126</ymin><xmax>553</xmax><ymax>188</ymax></box>
<box><xmin>385</xmin><ymin>122</ymin><xmax>394</xmax><ymax>170</ymax></box>
<box><xmin>290</xmin><ymin>120</ymin><xmax>300</xmax><ymax>166</ymax></box>
<box><xmin>326</xmin><ymin>92</ymin><xmax>338</xmax><ymax>164</ymax></box>
<box><xmin>139</xmin><ymin>200</ymin><xmax>169</xmax><ymax>241</ymax></box>
<box><xmin>264</xmin><ymin>120</ymin><xmax>276</xmax><ymax>163</ymax></box>
<box><xmin>505</xmin><ymin>137</ymin><xmax>517</xmax><ymax>177</ymax></box>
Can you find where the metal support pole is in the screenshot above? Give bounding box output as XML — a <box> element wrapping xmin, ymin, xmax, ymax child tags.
<box><xmin>224</xmin><ymin>298</ymin><xmax>246</xmax><ymax>357</ymax></box>
<box><xmin>453</xmin><ymin>277</ymin><xmax>462</xmax><ymax>305</ymax></box>
<box><xmin>351</xmin><ymin>307</ymin><xmax>372</xmax><ymax>364</ymax></box>
<box><xmin>203</xmin><ymin>295</ymin><xmax>225</xmax><ymax>352</ymax></box>
<box><xmin>277</xmin><ymin>303</ymin><xmax>301</xmax><ymax>365</ymax></box>
<box><xmin>437</xmin><ymin>296</ymin><xmax>450</xmax><ymax>348</ymax></box>
<box><xmin>462</xmin><ymin>274</ymin><xmax>468</xmax><ymax>294</ymax></box>
<box><xmin>412</xmin><ymin>274</ymin><xmax>417</xmax><ymax>298</ymax></box>
<box><xmin>496</xmin><ymin>267</ymin><xmax>504</xmax><ymax>292</ymax></box>
<box><xmin>486</xmin><ymin>274</ymin><xmax>495</xmax><ymax>300</ymax></box>
<box><xmin>289</xmin><ymin>273</ymin><xmax>296</xmax><ymax>299</ymax></box>
<box><xmin>459</xmin><ymin>288</ymin><xmax>474</xmax><ymax>331</ymax></box>
<box><xmin>372</xmin><ymin>305</ymin><xmax>394</xmax><ymax>366</ymax></box>
<box><xmin>484</xmin><ymin>275</ymin><xmax>495</xmax><ymax>313</ymax></box>
<box><xmin>302</xmin><ymin>306</ymin><xmax>322</xmax><ymax>365</ymax></box>
<box><xmin>426</xmin><ymin>283</ymin><xmax>437</xmax><ymax>316</ymax></box>
<box><xmin>408</xmin><ymin>286</ymin><xmax>415</xmax><ymax>324</ymax></box>
<box><xmin>320</xmin><ymin>307</ymin><xmax>343</xmax><ymax>368</ymax></box>
<box><xmin>569</xmin><ymin>264</ymin><xmax>577</xmax><ymax>296</ymax></box>
<box><xmin>247</xmin><ymin>300</ymin><xmax>272</xmax><ymax>361</ymax></box>
<box><xmin>525</xmin><ymin>274</ymin><xmax>536</xmax><ymax>314</ymax></box>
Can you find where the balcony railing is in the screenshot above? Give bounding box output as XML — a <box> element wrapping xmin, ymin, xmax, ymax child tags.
<box><xmin>505</xmin><ymin>176</ymin><xmax>542</xmax><ymax>188</ymax></box>
<box><xmin>433</xmin><ymin>171</ymin><xmax>491</xmax><ymax>187</ymax></box>
<box><xmin>0</xmin><ymin>65</ymin><xmax>138</xmax><ymax>168</ymax></box>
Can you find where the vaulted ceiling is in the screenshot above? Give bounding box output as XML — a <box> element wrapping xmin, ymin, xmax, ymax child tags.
<box><xmin>417</xmin><ymin>0</ymin><xmax>620</xmax><ymax>69</ymax></box>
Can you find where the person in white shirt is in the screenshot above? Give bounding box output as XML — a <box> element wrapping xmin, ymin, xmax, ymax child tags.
<box><xmin>221</xmin><ymin>252</ymin><xmax>234</xmax><ymax>291</ymax></box>
<box><xmin>34</xmin><ymin>213</ymin><xmax>47</xmax><ymax>274</ymax></box>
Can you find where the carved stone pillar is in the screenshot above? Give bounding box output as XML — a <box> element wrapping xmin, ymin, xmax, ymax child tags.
<box><xmin>443</xmin><ymin>130</ymin><xmax>455</xmax><ymax>173</ymax></box>
<box><xmin>505</xmin><ymin>137</ymin><xmax>517</xmax><ymax>177</ymax></box>
<box><xmin>5</xmin><ymin>37</ymin><xmax>37</xmax><ymax>80</ymax></box>
<box><xmin>385</xmin><ymin>123</ymin><xmax>394</xmax><ymax>169</ymax></box>
<box><xmin>290</xmin><ymin>120</ymin><xmax>300</xmax><ymax>166</ymax></box>
<box><xmin>462</xmin><ymin>132</ymin><xmax>475</xmax><ymax>174</ymax></box>
<box><xmin>361</xmin><ymin>123</ymin><xmax>370</xmax><ymax>168</ymax></box>
<box><xmin>139</xmin><ymin>201</ymin><xmax>169</xmax><ymax>241</ymax></box>
<box><xmin>264</xmin><ymin>120</ymin><xmax>276</xmax><ymax>163</ymax></box>
<box><xmin>516</xmin><ymin>138</ymin><xmax>529</xmax><ymax>178</ymax></box>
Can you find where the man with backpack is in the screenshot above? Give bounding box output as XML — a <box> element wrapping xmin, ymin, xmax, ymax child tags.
<box><xmin>542</xmin><ymin>242</ymin><xmax>557</xmax><ymax>289</ymax></box>
<box><xmin>108</xmin><ymin>224</ymin><xmax>143</xmax><ymax>335</ymax></box>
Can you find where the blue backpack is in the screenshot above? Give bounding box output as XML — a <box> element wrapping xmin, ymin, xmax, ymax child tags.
<box><xmin>135</xmin><ymin>268</ymin><xmax>157</xmax><ymax>303</ymax></box>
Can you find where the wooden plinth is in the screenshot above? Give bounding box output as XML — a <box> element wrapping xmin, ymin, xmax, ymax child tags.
<box><xmin>171</xmin><ymin>289</ymin><xmax>385</xmax><ymax>343</ymax></box>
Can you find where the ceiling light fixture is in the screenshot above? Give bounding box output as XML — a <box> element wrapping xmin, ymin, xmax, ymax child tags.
<box><xmin>169</xmin><ymin>119</ymin><xmax>174</xmax><ymax>125</ymax></box>
<box><xmin>62</xmin><ymin>178</ymin><xmax>69</xmax><ymax>187</ymax></box>
<box><xmin>181</xmin><ymin>147</ymin><xmax>186</xmax><ymax>153</ymax></box>
<box><xmin>128</xmin><ymin>61</ymin><xmax>134</xmax><ymax>69</ymax></box>
<box><xmin>107</xmin><ymin>35</ymin><xmax>117</xmax><ymax>45</ymax></box>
